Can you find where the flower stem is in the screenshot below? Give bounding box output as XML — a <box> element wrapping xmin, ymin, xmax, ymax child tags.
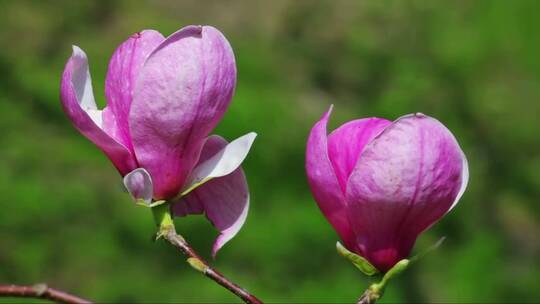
<box><xmin>0</xmin><ymin>284</ymin><xmax>91</xmax><ymax>304</ymax></box>
<box><xmin>356</xmin><ymin>259</ymin><xmax>410</xmax><ymax>304</ymax></box>
<box><xmin>357</xmin><ymin>284</ymin><xmax>381</xmax><ymax>304</ymax></box>
<box><xmin>152</xmin><ymin>204</ymin><xmax>263</xmax><ymax>304</ymax></box>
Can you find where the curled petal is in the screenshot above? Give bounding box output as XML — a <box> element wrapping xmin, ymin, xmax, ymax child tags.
<box><xmin>123</xmin><ymin>168</ymin><xmax>153</xmax><ymax>204</ymax></box>
<box><xmin>181</xmin><ymin>132</ymin><xmax>256</xmax><ymax>196</ymax></box>
<box><xmin>305</xmin><ymin>106</ymin><xmax>355</xmax><ymax>248</ymax></box>
<box><xmin>104</xmin><ymin>30</ymin><xmax>165</xmax><ymax>150</ymax></box>
<box><xmin>60</xmin><ymin>46</ymin><xmax>137</xmax><ymax>175</ymax></box>
<box><xmin>172</xmin><ymin>135</ymin><xmax>250</xmax><ymax>257</ymax></box>
<box><xmin>130</xmin><ymin>25</ymin><xmax>237</xmax><ymax>199</ymax></box>
<box><xmin>346</xmin><ymin>113</ymin><xmax>467</xmax><ymax>272</ymax></box>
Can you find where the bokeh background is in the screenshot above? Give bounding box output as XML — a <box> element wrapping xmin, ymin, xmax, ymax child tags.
<box><xmin>1</xmin><ymin>0</ymin><xmax>539</xmax><ymax>303</ymax></box>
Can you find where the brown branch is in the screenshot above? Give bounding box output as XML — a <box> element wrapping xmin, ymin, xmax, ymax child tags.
<box><xmin>161</xmin><ymin>226</ymin><xmax>263</xmax><ymax>304</ymax></box>
<box><xmin>0</xmin><ymin>284</ymin><xmax>92</xmax><ymax>304</ymax></box>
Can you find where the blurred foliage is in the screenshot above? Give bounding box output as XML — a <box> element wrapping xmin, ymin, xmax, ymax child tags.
<box><xmin>0</xmin><ymin>0</ymin><xmax>539</xmax><ymax>303</ymax></box>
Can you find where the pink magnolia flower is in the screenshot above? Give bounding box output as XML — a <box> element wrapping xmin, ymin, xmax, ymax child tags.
<box><xmin>306</xmin><ymin>106</ymin><xmax>468</xmax><ymax>272</ymax></box>
<box><xmin>60</xmin><ymin>25</ymin><xmax>256</xmax><ymax>256</ymax></box>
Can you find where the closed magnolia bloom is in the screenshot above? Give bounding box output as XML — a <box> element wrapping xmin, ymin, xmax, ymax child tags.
<box><xmin>60</xmin><ymin>25</ymin><xmax>256</xmax><ymax>256</ymax></box>
<box><xmin>306</xmin><ymin>106</ymin><xmax>468</xmax><ymax>272</ymax></box>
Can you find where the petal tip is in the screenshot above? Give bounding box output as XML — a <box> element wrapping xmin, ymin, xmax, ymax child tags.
<box><xmin>245</xmin><ymin>132</ymin><xmax>257</xmax><ymax>142</ymax></box>
<box><xmin>131</xmin><ymin>30</ymin><xmax>151</xmax><ymax>39</ymax></box>
<box><xmin>211</xmin><ymin>240</ymin><xmax>221</xmax><ymax>259</ymax></box>
<box><xmin>179</xmin><ymin>25</ymin><xmax>204</xmax><ymax>37</ymax></box>
<box><xmin>210</xmin><ymin>192</ymin><xmax>250</xmax><ymax>259</ymax></box>
<box><xmin>320</xmin><ymin>104</ymin><xmax>334</xmax><ymax>122</ymax></box>
<box><xmin>71</xmin><ymin>45</ymin><xmax>85</xmax><ymax>57</ymax></box>
<box><xmin>327</xmin><ymin>104</ymin><xmax>334</xmax><ymax>114</ymax></box>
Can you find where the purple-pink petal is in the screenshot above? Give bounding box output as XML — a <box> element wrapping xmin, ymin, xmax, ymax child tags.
<box><xmin>327</xmin><ymin>118</ymin><xmax>391</xmax><ymax>193</ymax></box>
<box><xmin>172</xmin><ymin>193</ymin><xmax>205</xmax><ymax>216</ymax></box>
<box><xmin>60</xmin><ymin>46</ymin><xmax>137</xmax><ymax>175</ymax></box>
<box><xmin>123</xmin><ymin>168</ymin><xmax>153</xmax><ymax>204</ymax></box>
<box><xmin>130</xmin><ymin>25</ymin><xmax>237</xmax><ymax>199</ymax></box>
<box><xmin>345</xmin><ymin>113</ymin><xmax>466</xmax><ymax>271</ymax></box>
<box><xmin>305</xmin><ymin>106</ymin><xmax>355</xmax><ymax>249</ymax></box>
<box><xmin>172</xmin><ymin>135</ymin><xmax>249</xmax><ymax>257</ymax></box>
<box><xmin>104</xmin><ymin>30</ymin><xmax>165</xmax><ymax>151</ymax></box>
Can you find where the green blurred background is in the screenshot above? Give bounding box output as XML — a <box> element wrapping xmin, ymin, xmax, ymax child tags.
<box><xmin>1</xmin><ymin>0</ymin><xmax>539</xmax><ymax>303</ymax></box>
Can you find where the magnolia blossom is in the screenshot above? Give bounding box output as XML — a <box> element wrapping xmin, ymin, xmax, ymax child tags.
<box><xmin>60</xmin><ymin>25</ymin><xmax>255</xmax><ymax>256</ymax></box>
<box><xmin>306</xmin><ymin>106</ymin><xmax>468</xmax><ymax>272</ymax></box>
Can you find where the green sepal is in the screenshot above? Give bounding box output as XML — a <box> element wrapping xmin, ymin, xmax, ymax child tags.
<box><xmin>336</xmin><ymin>241</ymin><xmax>379</xmax><ymax>276</ymax></box>
<box><xmin>136</xmin><ymin>199</ymin><xmax>167</xmax><ymax>208</ymax></box>
<box><xmin>356</xmin><ymin>237</ymin><xmax>445</xmax><ymax>303</ymax></box>
<box><xmin>170</xmin><ymin>178</ymin><xmax>213</xmax><ymax>202</ymax></box>
<box><xmin>366</xmin><ymin>259</ymin><xmax>410</xmax><ymax>300</ymax></box>
<box><xmin>409</xmin><ymin>236</ymin><xmax>446</xmax><ymax>264</ymax></box>
<box><xmin>180</xmin><ymin>178</ymin><xmax>212</xmax><ymax>197</ymax></box>
<box><xmin>152</xmin><ymin>203</ymin><xmax>174</xmax><ymax>240</ymax></box>
<box><xmin>381</xmin><ymin>259</ymin><xmax>409</xmax><ymax>283</ymax></box>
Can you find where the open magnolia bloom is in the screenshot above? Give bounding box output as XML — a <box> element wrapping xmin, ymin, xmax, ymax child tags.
<box><xmin>60</xmin><ymin>25</ymin><xmax>256</xmax><ymax>256</ymax></box>
<box><xmin>306</xmin><ymin>106</ymin><xmax>468</xmax><ymax>272</ymax></box>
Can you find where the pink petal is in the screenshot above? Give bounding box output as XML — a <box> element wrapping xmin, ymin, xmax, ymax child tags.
<box><xmin>172</xmin><ymin>135</ymin><xmax>249</xmax><ymax>257</ymax></box>
<box><xmin>346</xmin><ymin>113</ymin><xmax>467</xmax><ymax>272</ymax></box>
<box><xmin>171</xmin><ymin>193</ymin><xmax>205</xmax><ymax>216</ymax></box>
<box><xmin>305</xmin><ymin>106</ymin><xmax>355</xmax><ymax>249</ymax></box>
<box><xmin>60</xmin><ymin>46</ymin><xmax>137</xmax><ymax>175</ymax></box>
<box><xmin>123</xmin><ymin>168</ymin><xmax>153</xmax><ymax>204</ymax></box>
<box><xmin>104</xmin><ymin>30</ymin><xmax>165</xmax><ymax>151</ymax></box>
<box><xmin>448</xmin><ymin>151</ymin><xmax>469</xmax><ymax>212</ymax></box>
<box><xmin>130</xmin><ymin>25</ymin><xmax>236</xmax><ymax>199</ymax></box>
<box><xmin>327</xmin><ymin>118</ymin><xmax>391</xmax><ymax>193</ymax></box>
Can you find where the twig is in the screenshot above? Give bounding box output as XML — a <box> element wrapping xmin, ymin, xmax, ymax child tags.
<box><xmin>161</xmin><ymin>225</ymin><xmax>263</xmax><ymax>304</ymax></box>
<box><xmin>0</xmin><ymin>284</ymin><xmax>92</xmax><ymax>304</ymax></box>
<box><xmin>153</xmin><ymin>204</ymin><xmax>262</xmax><ymax>304</ymax></box>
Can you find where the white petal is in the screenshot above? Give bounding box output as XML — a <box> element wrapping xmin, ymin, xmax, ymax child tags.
<box><xmin>181</xmin><ymin>132</ymin><xmax>256</xmax><ymax>196</ymax></box>
<box><xmin>448</xmin><ymin>151</ymin><xmax>469</xmax><ymax>212</ymax></box>
<box><xmin>71</xmin><ymin>45</ymin><xmax>98</xmax><ymax>111</ymax></box>
<box><xmin>123</xmin><ymin>168</ymin><xmax>153</xmax><ymax>204</ymax></box>
<box><xmin>86</xmin><ymin>109</ymin><xmax>103</xmax><ymax>128</ymax></box>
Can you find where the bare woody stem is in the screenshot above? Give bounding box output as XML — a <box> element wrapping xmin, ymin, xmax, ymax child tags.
<box><xmin>153</xmin><ymin>204</ymin><xmax>263</xmax><ymax>304</ymax></box>
<box><xmin>0</xmin><ymin>284</ymin><xmax>92</xmax><ymax>304</ymax></box>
